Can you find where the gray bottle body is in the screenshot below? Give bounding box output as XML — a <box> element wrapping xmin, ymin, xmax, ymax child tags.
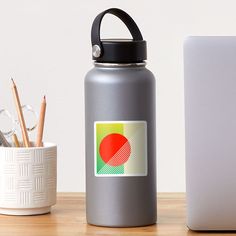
<box><xmin>85</xmin><ymin>63</ymin><xmax>157</xmax><ymax>227</ymax></box>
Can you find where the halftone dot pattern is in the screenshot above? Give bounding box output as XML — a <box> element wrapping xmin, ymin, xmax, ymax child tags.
<box><xmin>99</xmin><ymin>133</ymin><xmax>131</xmax><ymax>166</ymax></box>
<box><xmin>98</xmin><ymin>141</ymin><xmax>131</xmax><ymax>174</ymax></box>
<box><xmin>95</xmin><ymin>121</ymin><xmax>147</xmax><ymax>177</ymax></box>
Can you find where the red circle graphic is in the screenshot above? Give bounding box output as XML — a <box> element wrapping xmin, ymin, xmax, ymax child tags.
<box><xmin>99</xmin><ymin>133</ymin><xmax>131</xmax><ymax>166</ymax></box>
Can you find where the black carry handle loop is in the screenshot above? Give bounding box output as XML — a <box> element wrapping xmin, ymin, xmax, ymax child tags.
<box><xmin>91</xmin><ymin>8</ymin><xmax>143</xmax><ymax>58</ymax></box>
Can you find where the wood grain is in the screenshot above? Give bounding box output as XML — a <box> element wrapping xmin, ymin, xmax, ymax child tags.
<box><xmin>0</xmin><ymin>193</ymin><xmax>228</xmax><ymax>236</ymax></box>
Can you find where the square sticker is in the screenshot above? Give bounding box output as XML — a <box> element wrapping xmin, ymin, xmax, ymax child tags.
<box><xmin>94</xmin><ymin>121</ymin><xmax>147</xmax><ymax>177</ymax></box>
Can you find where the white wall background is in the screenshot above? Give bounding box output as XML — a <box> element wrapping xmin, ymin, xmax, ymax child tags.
<box><xmin>0</xmin><ymin>0</ymin><xmax>235</xmax><ymax>192</ymax></box>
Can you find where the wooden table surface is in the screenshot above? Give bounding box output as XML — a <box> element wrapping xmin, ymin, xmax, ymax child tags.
<box><xmin>0</xmin><ymin>193</ymin><xmax>232</xmax><ymax>236</ymax></box>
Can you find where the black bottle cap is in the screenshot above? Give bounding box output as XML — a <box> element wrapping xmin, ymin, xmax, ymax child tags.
<box><xmin>91</xmin><ymin>8</ymin><xmax>147</xmax><ymax>63</ymax></box>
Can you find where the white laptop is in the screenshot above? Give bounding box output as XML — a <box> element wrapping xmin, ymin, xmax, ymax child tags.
<box><xmin>184</xmin><ymin>36</ymin><xmax>236</xmax><ymax>230</ymax></box>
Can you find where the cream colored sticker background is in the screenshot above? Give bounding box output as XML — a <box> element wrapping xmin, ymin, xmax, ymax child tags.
<box><xmin>124</xmin><ymin>122</ymin><xmax>147</xmax><ymax>175</ymax></box>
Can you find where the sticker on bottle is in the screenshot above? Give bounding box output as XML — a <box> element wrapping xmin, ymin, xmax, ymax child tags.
<box><xmin>94</xmin><ymin>121</ymin><xmax>147</xmax><ymax>177</ymax></box>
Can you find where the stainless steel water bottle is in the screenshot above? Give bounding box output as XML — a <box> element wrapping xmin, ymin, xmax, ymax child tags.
<box><xmin>85</xmin><ymin>8</ymin><xmax>157</xmax><ymax>227</ymax></box>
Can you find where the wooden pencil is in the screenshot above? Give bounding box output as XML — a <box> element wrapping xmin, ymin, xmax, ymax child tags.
<box><xmin>12</xmin><ymin>133</ymin><xmax>20</xmax><ymax>147</ymax></box>
<box><xmin>11</xmin><ymin>79</ymin><xmax>31</xmax><ymax>147</ymax></box>
<box><xmin>36</xmin><ymin>95</ymin><xmax>46</xmax><ymax>147</ymax></box>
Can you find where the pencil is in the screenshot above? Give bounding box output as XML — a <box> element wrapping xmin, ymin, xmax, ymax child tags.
<box><xmin>36</xmin><ymin>95</ymin><xmax>46</xmax><ymax>147</ymax></box>
<box><xmin>12</xmin><ymin>133</ymin><xmax>20</xmax><ymax>147</ymax></box>
<box><xmin>11</xmin><ymin>79</ymin><xmax>31</xmax><ymax>147</ymax></box>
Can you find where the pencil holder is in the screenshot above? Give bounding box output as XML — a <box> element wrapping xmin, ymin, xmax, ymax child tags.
<box><xmin>0</xmin><ymin>143</ymin><xmax>57</xmax><ymax>215</ymax></box>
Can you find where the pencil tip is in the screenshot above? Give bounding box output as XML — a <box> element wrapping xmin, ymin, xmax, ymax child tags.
<box><xmin>43</xmin><ymin>95</ymin><xmax>46</xmax><ymax>101</ymax></box>
<box><xmin>11</xmin><ymin>78</ymin><xmax>15</xmax><ymax>85</ymax></box>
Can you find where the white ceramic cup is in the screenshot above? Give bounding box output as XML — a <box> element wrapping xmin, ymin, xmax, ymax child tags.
<box><xmin>0</xmin><ymin>143</ymin><xmax>57</xmax><ymax>215</ymax></box>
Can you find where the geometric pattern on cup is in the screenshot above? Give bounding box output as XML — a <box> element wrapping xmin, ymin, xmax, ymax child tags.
<box><xmin>0</xmin><ymin>144</ymin><xmax>57</xmax><ymax>209</ymax></box>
